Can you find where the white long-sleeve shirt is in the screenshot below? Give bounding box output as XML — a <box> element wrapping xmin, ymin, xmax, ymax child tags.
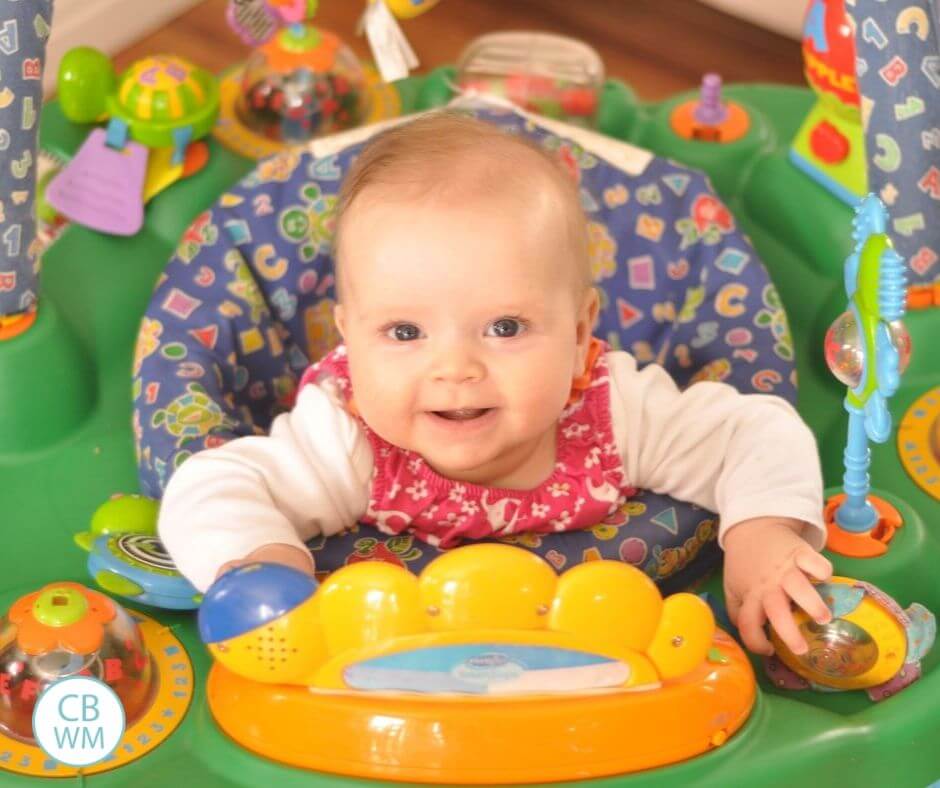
<box><xmin>159</xmin><ymin>351</ymin><xmax>826</xmax><ymax>592</ymax></box>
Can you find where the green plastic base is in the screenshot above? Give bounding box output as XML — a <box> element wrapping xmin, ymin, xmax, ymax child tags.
<box><xmin>1</xmin><ymin>73</ymin><xmax>938</xmax><ymax>787</ymax></box>
<box><xmin>0</xmin><ymin>297</ymin><xmax>93</xmax><ymax>453</ymax></box>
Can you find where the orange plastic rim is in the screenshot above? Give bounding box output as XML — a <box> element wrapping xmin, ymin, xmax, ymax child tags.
<box><xmin>670</xmin><ymin>99</ymin><xmax>751</xmax><ymax>143</ymax></box>
<box><xmin>907</xmin><ymin>282</ymin><xmax>940</xmax><ymax>311</ymax></box>
<box><xmin>0</xmin><ymin>310</ymin><xmax>36</xmax><ymax>341</ymax></box>
<box><xmin>207</xmin><ymin>630</ymin><xmax>756</xmax><ymax>784</ymax></box>
<box><xmin>182</xmin><ymin>140</ymin><xmax>210</xmax><ymax>178</ymax></box>
<box><xmin>824</xmin><ymin>493</ymin><xmax>903</xmax><ymax>558</ymax></box>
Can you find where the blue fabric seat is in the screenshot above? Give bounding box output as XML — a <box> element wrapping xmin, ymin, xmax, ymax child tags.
<box><xmin>133</xmin><ymin>101</ymin><xmax>797</xmax><ymax>593</ymax></box>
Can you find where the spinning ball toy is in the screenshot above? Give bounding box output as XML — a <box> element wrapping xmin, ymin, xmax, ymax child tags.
<box><xmin>766</xmin><ymin>577</ymin><xmax>935</xmax><ymax>701</ymax></box>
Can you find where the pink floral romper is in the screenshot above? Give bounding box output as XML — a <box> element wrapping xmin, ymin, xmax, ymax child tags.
<box><xmin>299</xmin><ymin>338</ymin><xmax>637</xmax><ymax>548</ymax></box>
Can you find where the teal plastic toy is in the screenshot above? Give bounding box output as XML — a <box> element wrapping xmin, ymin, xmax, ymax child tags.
<box><xmin>823</xmin><ymin>195</ymin><xmax>912</xmax><ymax>558</ymax></box>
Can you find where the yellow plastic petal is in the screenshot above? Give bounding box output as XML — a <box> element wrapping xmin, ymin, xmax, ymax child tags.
<box><xmin>419</xmin><ymin>544</ymin><xmax>558</xmax><ymax>631</ymax></box>
<box><xmin>549</xmin><ymin>561</ymin><xmax>663</xmax><ymax>653</ymax></box>
<box><xmin>646</xmin><ymin>593</ymin><xmax>715</xmax><ymax>680</ymax></box>
<box><xmin>317</xmin><ymin>561</ymin><xmax>425</xmax><ymax>656</ymax></box>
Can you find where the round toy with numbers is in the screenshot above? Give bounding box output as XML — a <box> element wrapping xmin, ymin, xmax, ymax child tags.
<box><xmin>0</xmin><ymin>582</ymin><xmax>192</xmax><ymax>777</ymax></box>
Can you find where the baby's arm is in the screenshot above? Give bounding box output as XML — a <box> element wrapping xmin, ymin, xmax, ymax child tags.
<box><xmin>607</xmin><ymin>352</ymin><xmax>831</xmax><ymax>654</ymax></box>
<box><xmin>158</xmin><ymin>383</ymin><xmax>373</xmax><ymax>592</ymax></box>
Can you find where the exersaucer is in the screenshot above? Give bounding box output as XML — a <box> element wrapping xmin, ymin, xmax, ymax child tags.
<box><xmin>3</xmin><ymin>39</ymin><xmax>940</xmax><ymax>788</ymax></box>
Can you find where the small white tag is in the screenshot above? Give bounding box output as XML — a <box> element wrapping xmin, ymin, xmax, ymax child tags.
<box><xmin>361</xmin><ymin>0</ymin><xmax>419</xmax><ymax>83</ymax></box>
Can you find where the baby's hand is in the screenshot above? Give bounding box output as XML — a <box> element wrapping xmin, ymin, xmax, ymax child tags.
<box><xmin>723</xmin><ymin>517</ymin><xmax>833</xmax><ymax>656</ymax></box>
<box><xmin>215</xmin><ymin>543</ymin><xmax>316</xmax><ymax>582</ymax></box>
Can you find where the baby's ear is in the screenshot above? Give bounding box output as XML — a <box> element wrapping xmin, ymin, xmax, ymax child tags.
<box><xmin>574</xmin><ymin>287</ymin><xmax>600</xmax><ymax>373</ymax></box>
<box><xmin>576</xmin><ymin>287</ymin><xmax>600</xmax><ymax>343</ymax></box>
<box><xmin>333</xmin><ymin>303</ymin><xmax>347</xmax><ymax>340</ymax></box>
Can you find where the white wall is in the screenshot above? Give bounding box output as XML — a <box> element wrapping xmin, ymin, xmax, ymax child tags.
<box><xmin>698</xmin><ymin>0</ymin><xmax>805</xmax><ymax>39</ymax></box>
<box><xmin>43</xmin><ymin>0</ymin><xmax>202</xmax><ymax>94</ymax></box>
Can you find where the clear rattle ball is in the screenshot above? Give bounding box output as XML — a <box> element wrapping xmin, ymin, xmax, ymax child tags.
<box><xmin>237</xmin><ymin>29</ymin><xmax>369</xmax><ymax>144</ymax></box>
<box><xmin>824</xmin><ymin>310</ymin><xmax>911</xmax><ymax>388</ymax></box>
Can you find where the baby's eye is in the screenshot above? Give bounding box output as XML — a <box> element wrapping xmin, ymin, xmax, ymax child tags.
<box><xmin>386</xmin><ymin>323</ymin><xmax>422</xmax><ymax>342</ymax></box>
<box><xmin>487</xmin><ymin>317</ymin><xmax>527</xmax><ymax>338</ymax></box>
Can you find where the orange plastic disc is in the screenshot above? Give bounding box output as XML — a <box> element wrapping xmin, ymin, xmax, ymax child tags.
<box><xmin>260</xmin><ymin>28</ymin><xmax>341</xmax><ymax>74</ymax></box>
<box><xmin>670</xmin><ymin>99</ymin><xmax>751</xmax><ymax>143</ymax></box>
<box><xmin>824</xmin><ymin>493</ymin><xmax>903</xmax><ymax>558</ymax></box>
<box><xmin>182</xmin><ymin>140</ymin><xmax>210</xmax><ymax>178</ymax></box>
<box><xmin>907</xmin><ymin>282</ymin><xmax>939</xmax><ymax>310</ymax></box>
<box><xmin>0</xmin><ymin>309</ymin><xmax>37</xmax><ymax>341</ymax></box>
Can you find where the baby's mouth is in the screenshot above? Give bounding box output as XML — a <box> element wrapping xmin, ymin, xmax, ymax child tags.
<box><xmin>432</xmin><ymin>408</ymin><xmax>492</xmax><ymax>421</ymax></box>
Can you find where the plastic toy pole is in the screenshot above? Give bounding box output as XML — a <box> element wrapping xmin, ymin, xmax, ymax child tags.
<box><xmin>848</xmin><ymin>0</ymin><xmax>940</xmax><ymax>307</ymax></box>
<box><xmin>825</xmin><ymin>195</ymin><xmax>909</xmax><ymax>557</ymax></box>
<box><xmin>0</xmin><ymin>0</ymin><xmax>53</xmax><ymax>340</ymax></box>
<box><xmin>837</xmin><ymin>403</ymin><xmax>879</xmax><ymax>530</ymax></box>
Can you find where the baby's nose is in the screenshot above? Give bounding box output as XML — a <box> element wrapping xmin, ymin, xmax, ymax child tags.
<box><xmin>430</xmin><ymin>344</ymin><xmax>485</xmax><ymax>384</ymax></box>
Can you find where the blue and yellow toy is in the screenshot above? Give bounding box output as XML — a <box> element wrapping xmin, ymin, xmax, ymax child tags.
<box><xmin>198</xmin><ymin>544</ymin><xmax>755</xmax><ymax>783</ymax></box>
<box><xmin>767</xmin><ymin>576</ymin><xmax>935</xmax><ymax>700</ymax></box>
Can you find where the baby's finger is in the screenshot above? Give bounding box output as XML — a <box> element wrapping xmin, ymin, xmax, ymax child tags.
<box><xmin>764</xmin><ymin>588</ymin><xmax>807</xmax><ymax>655</ymax></box>
<box><xmin>738</xmin><ymin>596</ymin><xmax>773</xmax><ymax>655</ymax></box>
<box><xmin>214</xmin><ymin>559</ymin><xmax>243</xmax><ymax>581</ymax></box>
<box><xmin>782</xmin><ymin>567</ymin><xmax>832</xmax><ymax>625</ymax></box>
<box><xmin>794</xmin><ymin>549</ymin><xmax>833</xmax><ymax>582</ymax></box>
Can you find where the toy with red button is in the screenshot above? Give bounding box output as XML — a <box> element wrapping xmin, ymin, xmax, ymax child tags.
<box><xmin>502</xmin><ymin>72</ymin><xmax>599</xmax><ymax>121</ymax></box>
<box><xmin>456</xmin><ymin>32</ymin><xmax>604</xmax><ymax>128</ymax></box>
<box><xmin>788</xmin><ymin>0</ymin><xmax>867</xmax><ymax>205</ymax></box>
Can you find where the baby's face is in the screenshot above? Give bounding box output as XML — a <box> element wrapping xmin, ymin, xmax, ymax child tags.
<box><xmin>334</xmin><ymin>192</ymin><xmax>594</xmax><ymax>488</ymax></box>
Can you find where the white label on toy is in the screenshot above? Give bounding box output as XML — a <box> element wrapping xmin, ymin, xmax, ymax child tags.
<box><xmin>343</xmin><ymin>644</ymin><xmax>630</xmax><ymax>694</ymax></box>
<box><xmin>361</xmin><ymin>0</ymin><xmax>419</xmax><ymax>83</ymax></box>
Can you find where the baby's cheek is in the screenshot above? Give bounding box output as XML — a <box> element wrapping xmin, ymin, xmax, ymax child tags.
<box><xmin>516</xmin><ymin>375</ymin><xmax>569</xmax><ymax>424</ymax></box>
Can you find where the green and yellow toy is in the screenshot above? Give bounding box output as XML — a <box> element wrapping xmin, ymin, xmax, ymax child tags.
<box><xmin>45</xmin><ymin>48</ymin><xmax>220</xmax><ymax>236</ymax></box>
<box><xmin>58</xmin><ymin>48</ymin><xmax>219</xmax><ymax>157</ymax></box>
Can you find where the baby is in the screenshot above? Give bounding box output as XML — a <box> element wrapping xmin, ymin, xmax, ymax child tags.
<box><xmin>159</xmin><ymin>111</ymin><xmax>833</xmax><ymax>657</ymax></box>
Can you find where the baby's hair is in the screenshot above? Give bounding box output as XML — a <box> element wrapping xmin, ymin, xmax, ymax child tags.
<box><xmin>332</xmin><ymin>111</ymin><xmax>592</xmax><ymax>300</ymax></box>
